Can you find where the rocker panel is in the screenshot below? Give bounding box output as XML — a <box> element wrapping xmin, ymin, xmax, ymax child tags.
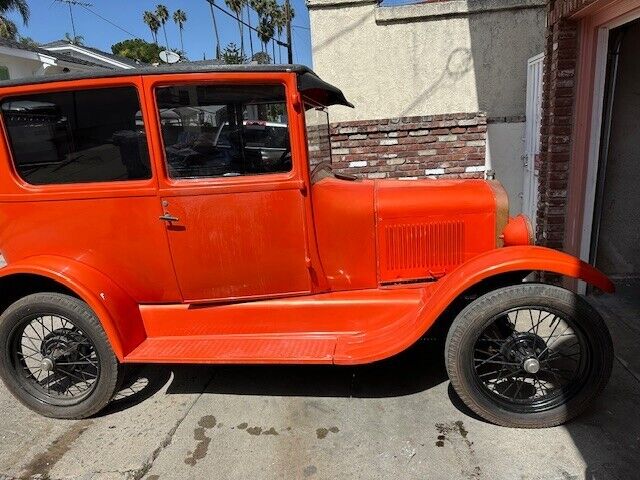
<box><xmin>138</xmin><ymin>288</ymin><xmax>425</xmax><ymax>337</ymax></box>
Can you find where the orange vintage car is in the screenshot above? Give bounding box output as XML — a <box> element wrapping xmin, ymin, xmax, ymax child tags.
<box><xmin>0</xmin><ymin>65</ymin><xmax>613</xmax><ymax>428</ymax></box>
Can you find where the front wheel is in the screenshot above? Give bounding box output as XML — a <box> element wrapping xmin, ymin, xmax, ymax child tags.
<box><xmin>445</xmin><ymin>284</ymin><xmax>613</xmax><ymax>428</ymax></box>
<box><xmin>0</xmin><ymin>293</ymin><xmax>122</xmax><ymax>419</ymax></box>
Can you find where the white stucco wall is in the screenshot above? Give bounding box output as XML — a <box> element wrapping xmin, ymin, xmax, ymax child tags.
<box><xmin>308</xmin><ymin>0</ymin><xmax>545</xmax><ymax>205</ymax></box>
<box><xmin>0</xmin><ymin>54</ymin><xmax>42</xmax><ymax>79</ymax></box>
<box><xmin>486</xmin><ymin>121</ymin><xmax>525</xmax><ymax>215</ymax></box>
<box><xmin>308</xmin><ymin>0</ymin><xmax>546</xmax><ymax>121</ymax></box>
<box><xmin>0</xmin><ymin>52</ymin><xmax>90</xmax><ymax>80</ymax></box>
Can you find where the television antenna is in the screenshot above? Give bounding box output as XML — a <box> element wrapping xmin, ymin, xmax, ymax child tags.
<box><xmin>55</xmin><ymin>0</ymin><xmax>93</xmax><ymax>42</ymax></box>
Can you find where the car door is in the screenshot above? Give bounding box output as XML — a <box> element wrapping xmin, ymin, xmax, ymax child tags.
<box><xmin>0</xmin><ymin>78</ymin><xmax>181</xmax><ymax>304</ymax></box>
<box><xmin>144</xmin><ymin>74</ymin><xmax>312</xmax><ymax>302</ymax></box>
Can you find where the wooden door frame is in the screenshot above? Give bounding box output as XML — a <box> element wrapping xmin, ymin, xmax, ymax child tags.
<box><xmin>562</xmin><ymin>0</ymin><xmax>640</xmax><ymax>291</ymax></box>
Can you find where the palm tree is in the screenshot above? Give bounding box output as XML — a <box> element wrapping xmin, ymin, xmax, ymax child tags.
<box><xmin>225</xmin><ymin>0</ymin><xmax>245</xmax><ymax>56</ymax></box>
<box><xmin>249</xmin><ymin>0</ymin><xmax>267</xmax><ymax>59</ymax></box>
<box><xmin>272</xmin><ymin>5</ymin><xmax>286</xmax><ymax>63</ymax></box>
<box><xmin>143</xmin><ymin>11</ymin><xmax>160</xmax><ymax>44</ymax></box>
<box><xmin>245</xmin><ymin>2</ymin><xmax>254</xmax><ymax>57</ymax></box>
<box><xmin>64</xmin><ymin>32</ymin><xmax>84</xmax><ymax>45</ymax></box>
<box><xmin>207</xmin><ymin>1</ymin><xmax>221</xmax><ymax>59</ymax></box>
<box><xmin>0</xmin><ymin>0</ymin><xmax>29</xmax><ymax>40</ymax></box>
<box><xmin>173</xmin><ymin>9</ymin><xmax>187</xmax><ymax>53</ymax></box>
<box><xmin>282</xmin><ymin>1</ymin><xmax>294</xmax><ymax>62</ymax></box>
<box><xmin>256</xmin><ymin>16</ymin><xmax>274</xmax><ymax>62</ymax></box>
<box><xmin>155</xmin><ymin>4</ymin><xmax>170</xmax><ymax>50</ymax></box>
<box><xmin>254</xmin><ymin>0</ymin><xmax>276</xmax><ymax>63</ymax></box>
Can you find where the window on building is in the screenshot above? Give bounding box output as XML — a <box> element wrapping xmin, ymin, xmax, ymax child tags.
<box><xmin>1</xmin><ymin>86</ymin><xmax>151</xmax><ymax>185</ymax></box>
<box><xmin>0</xmin><ymin>66</ymin><xmax>9</xmax><ymax>81</ymax></box>
<box><xmin>155</xmin><ymin>84</ymin><xmax>291</xmax><ymax>179</ymax></box>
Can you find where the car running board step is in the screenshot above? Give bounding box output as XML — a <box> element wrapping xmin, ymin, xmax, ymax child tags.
<box><xmin>124</xmin><ymin>335</ymin><xmax>338</xmax><ymax>364</ymax></box>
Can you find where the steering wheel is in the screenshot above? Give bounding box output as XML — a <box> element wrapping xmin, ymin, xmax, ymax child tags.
<box><xmin>278</xmin><ymin>144</ymin><xmax>292</xmax><ymax>167</ymax></box>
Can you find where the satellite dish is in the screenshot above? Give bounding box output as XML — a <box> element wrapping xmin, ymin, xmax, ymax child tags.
<box><xmin>159</xmin><ymin>50</ymin><xmax>180</xmax><ymax>64</ymax></box>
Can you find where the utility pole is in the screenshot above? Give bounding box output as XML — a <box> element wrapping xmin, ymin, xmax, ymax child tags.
<box><xmin>285</xmin><ymin>0</ymin><xmax>293</xmax><ymax>64</ymax></box>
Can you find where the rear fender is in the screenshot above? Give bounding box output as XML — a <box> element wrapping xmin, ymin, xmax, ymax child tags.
<box><xmin>0</xmin><ymin>255</ymin><xmax>145</xmax><ymax>360</ymax></box>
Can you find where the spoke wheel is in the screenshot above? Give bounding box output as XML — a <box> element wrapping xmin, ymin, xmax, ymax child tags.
<box><xmin>9</xmin><ymin>314</ymin><xmax>101</xmax><ymax>406</ymax></box>
<box><xmin>0</xmin><ymin>293</ymin><xmax>122</xmax><ymax>419</ymax></box>
<box><xmin>445</xmin><ymin>284</ymin><xmax>613</xmax><ymax>428</ymax></box>
<box><xmin>472</xmin><ymin>307</ymin><xmax>589</xmax><ymax>413</ymax></box>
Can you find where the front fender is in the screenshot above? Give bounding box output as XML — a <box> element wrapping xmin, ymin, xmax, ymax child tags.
<box><xmin>422</xmin><ymin>246</ymin><xmax>613</xmax><ymax>333</ymax></box>
<box><xmin>0</xmin><ymin>255</ymin><xmax>145</xmax><ymax>360</ymax></box>
<box><xmin>335</xmin><ymin>246</ymin><xmax>613</xmax><ymax>365</ymax></box>
<box><xmin>441</xmin><ymin>245</ymin><xmax>614</xmax><ymax>294</ymax></box>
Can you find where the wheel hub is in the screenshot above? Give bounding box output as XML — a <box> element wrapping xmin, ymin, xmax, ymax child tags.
<box><xmin>501</xmin><ymin>331</ymin><xmax>547</xmax><ymax>364</ymax></box>
<box><xmin>40</xmin><ymin>357</ymin><xmax>54</xmax><ymax>372</ymax></box>
<box><xmin>523</xmin><ymin>357</ymin><xmax>540</xmax><ymax>374</ymax></box>
<box><xmin>40</xmin><ymin>328</ymin><xmax>85</xmax><ymax>363</ymax></box>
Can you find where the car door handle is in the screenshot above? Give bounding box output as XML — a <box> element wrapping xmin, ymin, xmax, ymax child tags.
<box><xmin>159</xmin><ymin>213</ymin><xmax>179</xmax><ymax>223</ymax></box>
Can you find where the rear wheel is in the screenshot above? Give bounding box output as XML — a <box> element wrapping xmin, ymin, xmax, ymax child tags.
<box><xmin>0</xmin><ymin>293</ymin><xmax>122</xmax><ymax>419</ymax></box>
<box><xmin>445</xmin><ymin>284</ymin><xmax>613</xmax><ymax>428</ymax></box>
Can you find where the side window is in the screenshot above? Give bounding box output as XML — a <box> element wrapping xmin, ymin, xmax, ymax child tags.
<box><xmin>1</xmin><ymin>86</ymin><xmax>151</xmax><ymax>185</ymax></box>
<box><xmin>155</xmin><ymin>84</ymin><xmax>291</xmax><ymax>179</ymax></box>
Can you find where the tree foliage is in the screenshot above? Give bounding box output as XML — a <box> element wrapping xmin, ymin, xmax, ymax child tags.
<box><xmin>251</xmin><ymin>51</ymin><xmax>271</xmax><ymax>64</ymax></box>
<box><xmin>222</xmin><ymin>43</ymin><xmax>247</xmax><ymax>65</ymax></box>
<box><xmin>143</xmin><ymin>10</ymin><xmax>160</xmax><ymax>44</ymax></box>
<box><xmin>64</xmin><ymin>32</ymin><xmax>84</xmax><ymax>45</ymax></box>
<box><xmin>0</xmin><ymin>0</ymin><xmax>29</xmax><ymax>40</ymax></box>
<box><xmin>111</xmin><ymin>38</ymin><xmax>163</xmax><ymax>64</ymax></box>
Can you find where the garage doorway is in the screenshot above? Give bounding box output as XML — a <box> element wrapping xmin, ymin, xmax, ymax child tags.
<box><xmin>590</xmin><ymin>18</ymin><xmax>640</xmax><ymax>285</ymax></box>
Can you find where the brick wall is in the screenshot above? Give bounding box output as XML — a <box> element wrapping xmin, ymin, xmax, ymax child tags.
<box><xmin>317</xmin><ymin>113</ymin><xmax>487</xmax><ymax>180</ymax></box>
<box><xmin>538</xmin><ymin>17</ymin><xmax>578</xmax><ymax>249</ymax></box>
<box><xmin>537</xmin><ymin>0</ymin><xmax>599</xmax><ymax>249</ymax></box>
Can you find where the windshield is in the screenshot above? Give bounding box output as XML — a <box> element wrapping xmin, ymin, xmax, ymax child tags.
<box><xmin>305</xmin><ymin>103</ymin><xmax>333</xmax><ymax>176</ymax></box>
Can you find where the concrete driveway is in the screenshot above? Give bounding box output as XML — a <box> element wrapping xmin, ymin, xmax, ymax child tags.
<box><xmin>1</xmin><ymin>286</ymin><xmax>639</xmax><ymax>480</ymax></box>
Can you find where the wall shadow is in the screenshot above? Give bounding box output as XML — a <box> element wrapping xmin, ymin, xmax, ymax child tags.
<box><xmin>564</xmin><ymin>281</ymin><xmax>640</xmax><ymax>479</ymax></box>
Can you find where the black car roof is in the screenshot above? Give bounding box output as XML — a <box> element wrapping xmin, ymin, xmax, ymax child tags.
<box><xmin>0</xmin><ymin>64</ymin><xmax>354</xmax><ymax>108</ymax></box>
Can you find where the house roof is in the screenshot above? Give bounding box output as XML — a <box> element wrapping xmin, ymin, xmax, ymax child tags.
<box><xmin>0</xmin><ymin>37</ymin><xmax>107</xmax><ymax>68</ymax></box>
<box><xmin>43</xmin><ymin>40</ymin><xmax>145</xmax><ymax>68</ymax></box>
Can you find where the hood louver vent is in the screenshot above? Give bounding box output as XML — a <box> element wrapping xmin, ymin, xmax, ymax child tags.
<box><xmin>381</xmin><ymin>220</ymin><xmax>465</xmax><ymax>281</ymax></box>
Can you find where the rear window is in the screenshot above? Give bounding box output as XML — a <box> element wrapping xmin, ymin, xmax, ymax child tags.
<box><xmin>1</xmin><ymin>86</ymin><xmax>151</xmax><ymax>185</ymax></box>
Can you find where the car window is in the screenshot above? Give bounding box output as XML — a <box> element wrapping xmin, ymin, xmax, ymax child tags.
<box><xmin>1</xmin><ymin>86</ymin><xmax>151</xmax><ymax>185</ymax></box>
<box><xmin>155</xmin><ymin>84</ymin><xmax>291</xmax><ymax>179</ymax></box>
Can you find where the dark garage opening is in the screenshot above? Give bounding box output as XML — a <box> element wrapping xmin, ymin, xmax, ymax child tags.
<box><xmin>591</xmin><ymin>18</ymin><xmax>640</xmax><ymax>303</ymax></box>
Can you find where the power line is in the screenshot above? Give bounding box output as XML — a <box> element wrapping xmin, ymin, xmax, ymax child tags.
<box><xmin>79</xmin><ymin>4</ymin><xmax>139</xmax><ymax>39</ymax></box>
<box><xmin>205</xmin><ymin>0</ymin><xmax>290</xmax><ymax>47</ymax></box>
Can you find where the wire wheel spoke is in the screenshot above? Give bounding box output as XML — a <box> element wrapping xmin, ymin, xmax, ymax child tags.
<box><xmin>12</xmin><ymin>314</ymin><xmax>100</xmax><ymax>402</ymax></box>
<box><xmin>473</xmin><ymin>306</ymin><xmax>586</xmax><ymax>410</ymax></box>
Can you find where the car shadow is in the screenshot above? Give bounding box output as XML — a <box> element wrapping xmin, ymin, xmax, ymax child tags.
<box><xmin>98</xmin><ymin>337</ymin><xmax>451</xmax><ymax>417</ymax></box>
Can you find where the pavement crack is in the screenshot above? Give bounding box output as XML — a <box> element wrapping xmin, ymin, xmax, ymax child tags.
<box><xmin>18</xmin><ymin>419</ymin><xmax>93</xmax><ymax>479</ymax></box>
<box><xmin>130</xmin><ymin>372</ymin><xmax>217</xmax><ymax>480</ymax></box>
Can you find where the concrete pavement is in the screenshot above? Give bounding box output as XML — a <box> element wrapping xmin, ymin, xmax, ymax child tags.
<box><xmin>0</xmin><ymin>287</ymin><xmax>639</xmax><ymax>480</ymax></box>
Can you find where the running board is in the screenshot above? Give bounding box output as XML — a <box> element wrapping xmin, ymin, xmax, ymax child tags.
<box><xmin>125</xmin><ymin>335</ymin><xmax>337</xmax><ymax>364</ymax></box>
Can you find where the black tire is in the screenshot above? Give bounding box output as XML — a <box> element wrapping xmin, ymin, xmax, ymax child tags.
<box><xmin>0</xmin><ymin>293</ymin><xmax>122</xmax><ymax>419</ymax></box>
<box><xmin>445</xmin><ymin>284</ymin><xmax>613</xmax><ymax>428</ymax></box>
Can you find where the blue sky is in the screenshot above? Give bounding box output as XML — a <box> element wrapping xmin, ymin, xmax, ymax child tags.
<box><xmin>6</xmin><ymin>0</ymin><xmax>313</xmax><ymax>65</ymax></box>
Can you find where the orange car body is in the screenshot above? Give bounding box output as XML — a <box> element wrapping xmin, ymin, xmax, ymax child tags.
<box><xmin>0</xmin><ymin>68</ymin><xmax>613</xmax><ymax>365</ymax></box>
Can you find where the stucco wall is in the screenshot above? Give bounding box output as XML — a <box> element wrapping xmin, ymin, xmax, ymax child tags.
<box><xmin>308</xmin><ymin>0</ymin><xmax>546</xmax><ymax>122</ymax></box>
<box><xmin>486</xmin><ymin>121</ymin><xmax>525</xmax><ymax>215</ymax></box>
<box><xmin>0</xmin><ymin>55</ymin><xmax>41</xmax><ymax>79</ymax></box>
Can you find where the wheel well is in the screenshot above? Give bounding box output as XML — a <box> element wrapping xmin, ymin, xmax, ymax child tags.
<box><xmin>0</xmin><ymin>274</ymin><xmax>78</xmax><ymax>315</ymax></box>
<box><xmin>426</xmin><ymin>271</ymin><xmax>531</xmax><ymax>339</ymax></box>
